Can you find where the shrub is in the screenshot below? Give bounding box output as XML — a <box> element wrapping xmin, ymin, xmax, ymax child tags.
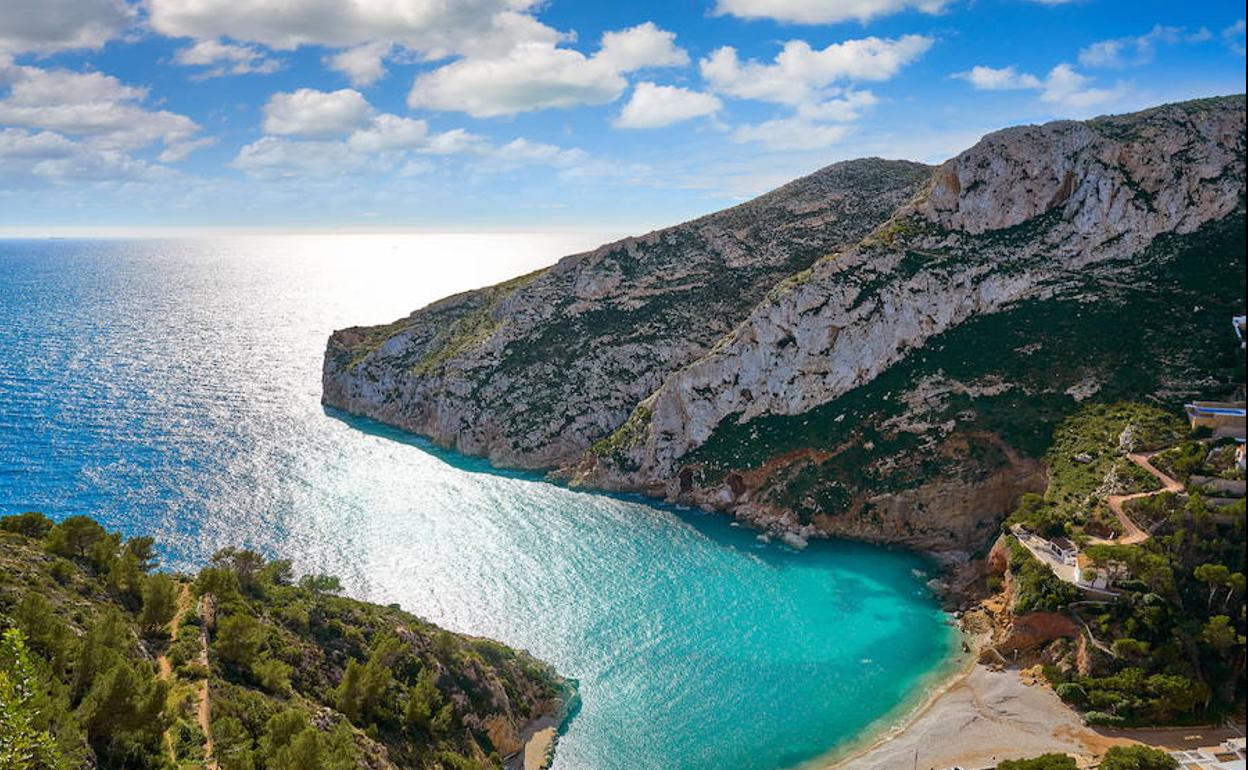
<box><xmin>48</xmin><ymin>558</ymin><xmax>75</xmax><ymax>586</ymax></box>
<box><xmin>999</xmin><ymin>754</ymin><xmax>1078</xmax><ymax>770</ymax></box>
<box><xmin>1099</xmin><ymin>745</ymin><xmax>1178</xmax><ymax>770</ymax></box>
<box><xmin>0</xmin><ymin>511</ymin><xmax>55</xmax><ymax>539</ymax></box>
<box><xmin>1055</xmin><ymin>682</ymin><xmax>1087</xmax><ymax>705</ymax></box>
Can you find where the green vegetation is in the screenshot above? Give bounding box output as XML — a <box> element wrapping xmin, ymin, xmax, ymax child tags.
<box><xmin>1099</xmin><ymin>745</ymin><xmax>1178</xmax><ymax>770</ymax></box>
<box><xmin>995</xmin><ymin>403</ymin><xmax>1246</xmax><ymax>727</ymax></box>
<box><xmin>1006</xmin><ymin>539</ymin><xmax>1079</xmax><ymax>614</ymax></box>
<box><xmin>680</xmin><ymin>214</ymin><xmax>1245</xmax><ymax>529</ymax></box>
<box><xmin>0</xmin><ymin>513</ymin><xmax>571</xmax><ymax>770</ymax></box>
<box><xmin>1007</xmin><ymin>402</ymin><xmax>1185</xmax><ymax>539</ymax></box>
<box><xmin>997</xmin><ymin>754</ymin><xmax>1078</xmax><ymax>770</ymax></box>
<box><xmin>409</xmin><ymin>270</ymin><xmax>544</xmax><ymax>377</ymax></box>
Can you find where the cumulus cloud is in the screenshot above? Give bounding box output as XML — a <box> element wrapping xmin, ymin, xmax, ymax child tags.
<box><xmin>262</xmin><ymin>88</ymin><xmax>375</xmax><ymax>137</ymax></box>
<box><xmin>613</xmin><ymin>82</ymin><xmax>721</xmax><ymax>129</ymax></box>
<box><xmin>325</xmin><ymin>42</ymin><xmax>393</xmax><ymax>87</ymax></box>
<box><xmin>700</xmin><ymin>35</ymin><xmax>933</xmax><ymax>105</ymax></box>
<box><xmin>954</xmin><ymin>61</ymin><xmax>1127</xmax><ymax>110</ymax></box>
<box><xmin>731</xmin><ymin>118</ymin><xmax>851</xmax><ymax>151</ymax></box>
<box><xmin>1039</xmin><ymin>63</ymin><xmax>1125</xmax><ymax>108</ymax></box>
<box><xmin>484</xmin><ymin>138</ymin><xmax>588</xmax><ymax>170</ymax></box>
<box><xmin>713</xmin><ymin>0</ymin><xmax>949</xmax><ymax>24</ymax></box>
<box><xmin>235</xmin><ymin>90</ymin><xmax>598</xmax><ymax>179</ymax></box>
<box><xmin>408</xmin><ymin>22</ymin><xmax>688</xmax><ymax>117</ymax></box>
<box><xmin>952</xmin><ymin>65</ymin><xmax>1042</xmax><ymax>90</ymax></box>
<box><xmin>595</xmin><ymin>22</ymin><xmax>688</xmax><ymax>71</ymax></box>
<box><xmin>0</xmin><ymin>127</ymin><xmax>173</xmax><ymax>185</ymax></box>
<box><xmin>0</xmin><ymin>0</ymin><xmax>132</xmax><ymax>55</ymax></box>
<box><xmin>231</xmin><ymin>136</ymin><xmax>377</xmax><ymax>178</ymax></box>
<box><xmin>174</xmin><ymin>39</ymin><xmax>281</xmax><ymax>78</ymax></box>
<box><xmin>0</xmin><ymin>60</ymin><xmax>204</xmax><ymax>160</ymax></box>
<box><xmin>703</xmin><ymin>35</ymin><xmax>925</xmax><ymax>152</ymax></box>
<box><xmin>147</xmin><ymin>0</ymin><xmax>563</xmax><ymax>60</ymax></box>
<box><xmin>1078</xmin><ymin>25</ymin><xmax>1212</xmax><ymax>68</ymax></box>
<box><xmin>0</xmin><ymin>60</ymin><xmax>205</xmax><ymax>187</ymax></box>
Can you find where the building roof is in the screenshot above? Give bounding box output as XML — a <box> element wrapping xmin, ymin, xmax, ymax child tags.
<box><xmin>1051</xmin><ymin>536</ymin><xmax>1076</xmax><ymax>551</ymax></box>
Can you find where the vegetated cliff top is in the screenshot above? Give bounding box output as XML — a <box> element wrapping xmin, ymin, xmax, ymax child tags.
<box><xmin>0</xmin><ymin>512</ymin><xmax>572</xmax><ymax>770</ymax></box>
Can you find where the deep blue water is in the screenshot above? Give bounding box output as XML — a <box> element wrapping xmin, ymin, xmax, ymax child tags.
<box><xmin>0</xmin><ymin>236</ymin><xmax>959</xmax><ymax>770</ymax></box>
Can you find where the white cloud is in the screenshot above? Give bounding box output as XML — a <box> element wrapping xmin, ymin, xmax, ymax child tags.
<box><xmin>262</xmin><ymin>88</ymin><xmax>375</xmax><ymax>137</ymax></box>
<box><xmin>1226</xmin><ymin>20</ymin><xmax>1246</xmax><ymax>56</ymax></box>
<box><xmin>0</xmin><ymin>0</ymin><xmax>132</xmax><ymax>55</ymax></box>
<box><xmin>147</xmin><ymin>0</ymin><xmax>563</xmax><ymax>59</ymax></box>
<box><xmin>700</xmin><ymin>36</ymin><xmax>933</xmax><ymax>105</ymax></box>
<box><xmin>344</xmin><ymin>114</ymin><xmax>429</xmax><ymax>152</ymax></box>
<box><xmin>487</xmin><ymin>138</ymin><xmax>587</xmax><ymax>170</ymax></box>
<box><xmin>408</xmin><ymin>44</ymin><xmax>624</xmax><ymax>117</ymax></box>
<box><xmin>614</xmin><ymin>82</ymin><xmax>721</xmax><ymax>129</ymax></box>
<box><xmin>1039</xmin><ymin>63</ymin><xmax>1124</xmax><ymax>108</ymax></box>
<box><xmin>0</xmin><ymin>60</ymin><xmax>204</xmax><ymax>159</ymax></box>
<box><xmin>0</xmin><ymin>127</ymin><xmax>174</xmax><ymax>185</ymax></box>
<box><xmin>731</xmin><ymin>118</ymin><xmax>851</xmax><ymax>151</ymax></box>
<box><xmin>1078</xmin><ymin>25</ymin><xmax>1211</xmax><ymax>68</ymax></box>
<box><xmin>235</xmin><ymin>89</ymin><xmax>591</xmax><ymax>180</ymax></box>
<box><xmin>232</xmin><ymin>136</ymin><xmax>375</xmax><ymax>178</ymax></box>
<box><xmin>408</xmin><ymin>23</ymin><xmax>688</xmax><ymax>117</ymax></box>
<box><xmin>954</xmin><ymin>60</ymin><xmax>1127</xmax><ymax>110</ymax></box>
<box><xmin>795</xmin><ymin>90</ymin><xmax>878</xmax><ymax>121</ymax></box>
<box><xmin>595</xmin><ymin>22</ymin><xmax>688</xmax><ymax>72</ymax></box>
<box><xmin>326</xmin><ymin>42</ymin><xmax>393</xmax><ymax>87</ymax></box>
<box><xmin>952</xmin><ymin>65</ymin><xmax>1042</xmax><ymax>90</ymax></box>
<box><xmin>713</xmin><ymin>0</ymin><xmax>949</xmax><ymax>24</ymax></box>
<box><xmin>174</xmin><ymin>39</ymin><xmax>281</xmax><ymax>78</ymax></box>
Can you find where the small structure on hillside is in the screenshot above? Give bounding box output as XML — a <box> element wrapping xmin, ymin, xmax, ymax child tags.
<box><xmin>1170</xmin><ymin>735</ymin><xmax>1247</xmax><ymax>770</ymax></box>
<box><xmin>1074</xmin><ymin>554</ymin><xmax>1127</xmax><ymax>591</ymax></box>
<box><xmin>1049</xmin><ymin>536</ymin><xmax>1078</xmax><ymax>566</ymax></box>
<box><xmin>1184</xmin><ymin>401</ymin><xmax>1247</xmax><ymax>440</ymax></box>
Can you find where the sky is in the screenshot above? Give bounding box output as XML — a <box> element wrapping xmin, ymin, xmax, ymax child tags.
<box><xmin>0</xmin><ymin>0</ymin><xmax>1244</xmax><ymax>235</ymax></box>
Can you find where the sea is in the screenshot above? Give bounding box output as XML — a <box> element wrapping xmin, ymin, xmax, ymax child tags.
<box><xmin>0</xmin><ymin>234</ymin><xmax>959</xmax><ymax>770</ymax></box>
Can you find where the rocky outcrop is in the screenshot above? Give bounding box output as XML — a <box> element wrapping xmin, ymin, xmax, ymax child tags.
<box><xmin>324</xmin><ymin>158</ymin><xmax>931</xmax><ymax>469</ymax></box>
<box><xmin>325</xmin><ymin>95</ymin><xmax>1246</xmax><ymax>554</ymax></box>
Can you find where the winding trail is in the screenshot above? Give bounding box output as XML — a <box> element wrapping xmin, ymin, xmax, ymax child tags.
<box><xmin>158</xmin><ymin>583</ymin><xmax>193</xmax><ymax>763</ymax></box>
<box><xmin>1096</xmin><ymin>451</ymin><xmax>1184</xmax><ymax>546</ymax></box>
<box><xmin>198</xmin><ymin>593</ymin><xmax>217</xmax><ymax>770</ymax></box>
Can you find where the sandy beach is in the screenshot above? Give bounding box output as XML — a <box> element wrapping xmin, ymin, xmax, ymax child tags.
<box><xmin>829</xmin><ymin>661</ymin><xmax>1246</xmax><ymax>770</ymax></box>
<box><xmin>830</xmin><ymin>664</ymin><xmax>1106</xmax><ymax>770</ymax></box>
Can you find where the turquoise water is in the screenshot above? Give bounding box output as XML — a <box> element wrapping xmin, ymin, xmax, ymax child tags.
<box><xmin>0</xmin><ymin>236</ymin><xmax>957</xmax><ymax>770</ymax></box>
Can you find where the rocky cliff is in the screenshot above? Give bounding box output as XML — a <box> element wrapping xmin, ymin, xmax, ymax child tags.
<box><xmin>325</xmin><ymin>96</ymin><xmax>1246</xmax><ymax>557</ymax></box>
<box><xmin>324</xmin><ymin>158</ymin><xmax>931</xmax><ymax>468</ymax></box>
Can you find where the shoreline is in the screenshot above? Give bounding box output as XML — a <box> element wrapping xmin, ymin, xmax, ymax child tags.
<box><xmin>821</xmin><ymin>640</ymin><xmax>1247</xmax><ymax>770</ymax></box>
<box><xmin>813</xmin><ymin>634</ymin><xmax>980</xmax><ymax>770</ymax></box>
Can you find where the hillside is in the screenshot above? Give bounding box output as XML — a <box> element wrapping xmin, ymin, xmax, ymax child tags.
<box><xmin>324</xmin><ymin>95</ymin><xmax>1246</xmax><ymax>557</ymax></box>
<box><xmin>324</xmin><ymin>158</ymin><xmax>932</xmax><ymax>469</ymax></box>
<box><xmin>0</xmin><ymin>513</ymin><xmax>572</xmax><ymax>770</ymax></box>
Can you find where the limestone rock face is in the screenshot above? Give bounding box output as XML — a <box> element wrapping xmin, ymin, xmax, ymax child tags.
<box><xmin>585</xmin><ymin>97</ymin><xmax>1245</xmax><ymax>486</ymax></box>
<box><xmin>323</xmin><ymin>158</ymin><xmax>932</xmax><ymax>468</ymax></box>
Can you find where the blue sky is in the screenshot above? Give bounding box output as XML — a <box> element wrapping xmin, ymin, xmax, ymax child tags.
<box><xmin>1</xmin><ymin>0</ymin><xmax>1243</xmax><ymax>234</ymax></box>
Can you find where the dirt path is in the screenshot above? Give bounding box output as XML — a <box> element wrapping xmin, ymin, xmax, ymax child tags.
<box><xmin>1097</xmin><ymin>451</ymin><xmax>1184</xmax><ymax>546</ymax></box>
<box><xmin>158</xmin><ymin>583</ymin><xmax>194</xmax><ymax>762</ymax></box>
<box><xmin>198</xmin><ymin>593</ymin><xmax>217</xmax><ymax>770</ymax></box>
<box><xmin>156</xmin><ymin>583</ymin><xmax>192</xmax><ymax>681</ymax></box>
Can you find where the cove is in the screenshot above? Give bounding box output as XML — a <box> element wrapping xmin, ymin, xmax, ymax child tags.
<box><xmin>0</xmin><ymin>236</ymin><xmax>958</xmax><ymax>770</ymax></box>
